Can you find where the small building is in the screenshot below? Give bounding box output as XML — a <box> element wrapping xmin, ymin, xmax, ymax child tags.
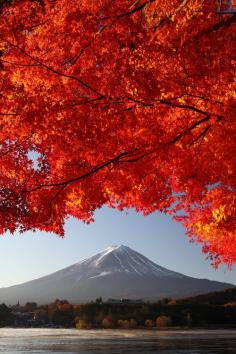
<box><xmin>106</xmin><ymin>298</ymin><xmax>144</xmax><ymax>304</ymax></box>
<box><xmin>106</xmin><ymin>298</ymin><xmax>122</xmax><ymax>304</ymax></box>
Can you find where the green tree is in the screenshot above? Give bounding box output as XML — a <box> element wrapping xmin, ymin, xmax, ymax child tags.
<box><xmin>0</xmin><ymin>303</ymin><xmax>12</xmax><ymax>326</ymax></box>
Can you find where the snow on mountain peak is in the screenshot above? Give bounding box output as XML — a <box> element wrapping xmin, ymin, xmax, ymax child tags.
<box><xmin>94</xmin><ymin>245</ymin><xmax>130</xmax><ymax>264</ymax></box>
<box><xmin>78</xmin><ymin>244</ymin><xmax>182</xmax><ymax>279</ymax></box>
<box><xmin>65</xmin><ymin>245</ymin><xmax>184</xmax><ymax>281</ymax></box>
<box><xmin>103</xmin><ymin>245</ymin><xmax>128</xmax><ymax>252</ymax></box>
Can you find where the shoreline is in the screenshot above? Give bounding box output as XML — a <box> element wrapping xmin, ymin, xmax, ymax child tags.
<box><xmin>3</xmin><ymin>325</ymin><xmax>236</xmax><ymax>330</ymax></box>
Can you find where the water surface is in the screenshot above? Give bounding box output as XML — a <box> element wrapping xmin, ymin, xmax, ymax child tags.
<box><xmin>0</xmin><ymin>328</ymin><xmax>235</xmax><ymax>353</ymax></box>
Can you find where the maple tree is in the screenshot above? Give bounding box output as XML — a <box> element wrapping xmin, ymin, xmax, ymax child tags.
<box><xmin>0</xmin><ymin>0</ymin><xmax>235</xmax><ymax>266</ymax></box>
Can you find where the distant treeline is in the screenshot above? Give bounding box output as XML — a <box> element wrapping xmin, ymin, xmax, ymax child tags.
<box><xmin>0</xmin><ymin>287</ymin><xmax>235</xmax><ymax>328</ymax></box>
<box><xmin>177</xmin><ymin>287</ymin><xmax>236</xmax><ymax>305</ymax></box>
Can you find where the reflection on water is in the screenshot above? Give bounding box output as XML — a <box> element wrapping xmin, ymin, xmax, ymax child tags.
<box><xmin>0</xmin><ymin>329</ymin><xmax>235</xmax><ymax>353</ymax></box>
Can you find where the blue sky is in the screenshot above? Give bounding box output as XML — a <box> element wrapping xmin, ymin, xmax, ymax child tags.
<box><xmin>0</xmin><ymin>206</ymin><xmax>235</xmax><ymax>288</ymax></box>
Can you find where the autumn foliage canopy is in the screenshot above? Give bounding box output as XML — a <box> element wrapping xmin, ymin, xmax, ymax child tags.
<box><xmin>0</xmin><ymin>0</ymin><xmax>235</xmax><ymax>266</ymax></box>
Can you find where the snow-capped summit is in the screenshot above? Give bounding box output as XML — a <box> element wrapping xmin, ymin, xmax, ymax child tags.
<box><xmin>75</xmin><ymin>244</ymin><xmax>183</xmax><ymax>279</ymax></box>
<box><xmin>0</xmin><ymin>245</ymin><xmax>233</xmax><ymax>304</ymax></box>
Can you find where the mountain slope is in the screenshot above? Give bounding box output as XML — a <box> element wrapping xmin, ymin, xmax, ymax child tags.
<box><xmin>0</xmin><ymin>245</ymin><xmax>234</xmax><ymax>304</ymax></box>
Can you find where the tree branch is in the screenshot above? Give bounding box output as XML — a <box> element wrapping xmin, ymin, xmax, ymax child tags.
<box><xmin>184</xmin><ymin>13</ymin><xmax>236</xmax><ymax>46</ymax></box>
<box><xmin>24</xmin><ymin>149</ymin><xmax>138</xmax><ymax>192</ymax></box>
<box><xmin>0</xmin><ymin>38</ymin><xmax>104</xmax><ymax>98</ymax></box>
<box><xmin>159</xmin><ymin>99</ymin><xmax>212</xmax><ymax>116</ymax></box>
<box><xmin>189</xmin><ymin>124</ymin><xmax>211</xmax><ymax>146</ymax></box>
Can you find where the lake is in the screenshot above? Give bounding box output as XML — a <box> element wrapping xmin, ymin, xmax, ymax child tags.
<box><xmin>0</xmin><ymin>328</ymin><xmax>235</xmax><ymax>353</ymax></box>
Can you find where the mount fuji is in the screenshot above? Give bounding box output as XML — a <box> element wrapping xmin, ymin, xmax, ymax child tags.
<box><xmin>0</xmin><ymin>245</ymin><xmax>234</xmax><ymax>304</ymax></box>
